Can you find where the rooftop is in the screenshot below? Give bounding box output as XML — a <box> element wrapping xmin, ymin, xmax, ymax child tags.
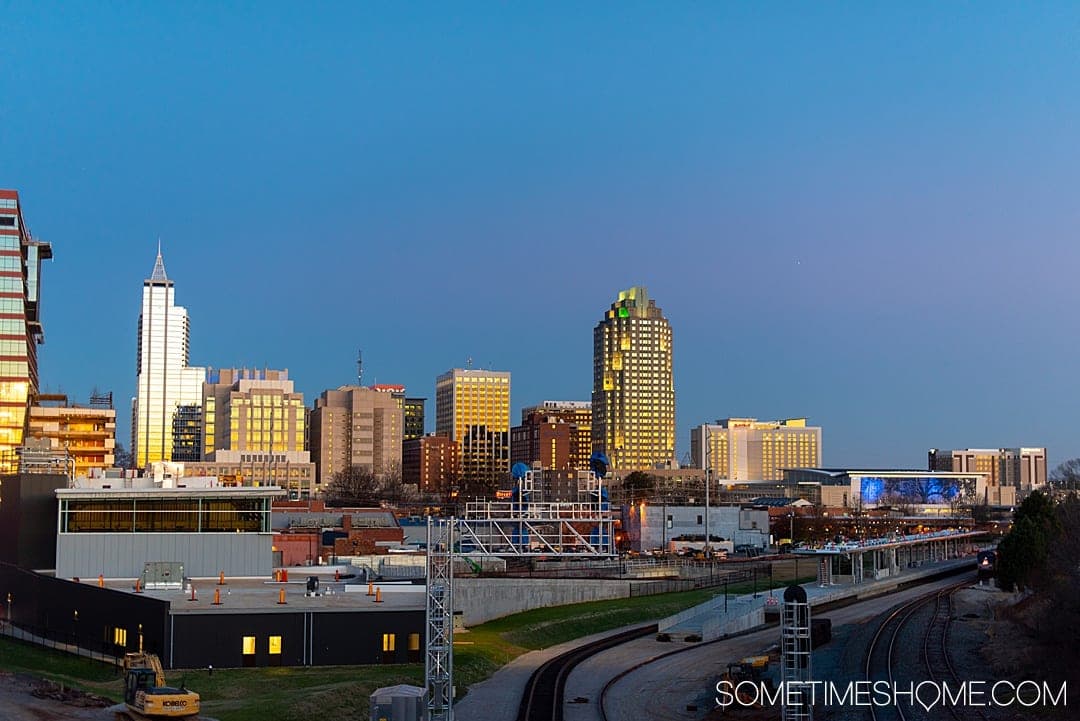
<box><xmin>92</xmin><ymin>573</ymin><xmax>425</xmax><ymax>614</ymax></box>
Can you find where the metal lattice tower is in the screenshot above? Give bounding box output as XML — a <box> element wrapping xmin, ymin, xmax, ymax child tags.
<box><xmin>426</xmin><ymin>517</ymin><xmax>455</xmax><ymax>721</ymax></box>
<box><xmin>781</xmin><ymin>585</ymin><xmax>813</xmax><ymax>721</ymax></box>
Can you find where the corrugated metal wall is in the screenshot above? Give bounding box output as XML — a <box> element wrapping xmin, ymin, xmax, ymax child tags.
<box><xmin>56</xmin><ymin>533</ymin><xmax>273</xmax><ymax>578</ymax></box>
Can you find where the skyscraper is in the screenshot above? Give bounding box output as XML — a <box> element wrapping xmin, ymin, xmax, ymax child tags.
<box><xmin>592</xmin><ymin>287</ymin><xmax>675</xmax><ymax>471</ymax></box>
<box><xmin>0</xmin><ymin>190</ymin><xmax>52</xmax><ymax>472</ymax></box>
<box><xmin>309</xmin><ymin>385</ymin><xmax>403</xmax><ymax>486</ymax></box>
<box><xmin>435</xmin><ymin>368</ymin><xmax>510</xmax><ymax>491</ymax></box>
<box><xmin>132</xmin><ymin>247</ymin><xmax>206</xmax><ymax>468</ymax></box>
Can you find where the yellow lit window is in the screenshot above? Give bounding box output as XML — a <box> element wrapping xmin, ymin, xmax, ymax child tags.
<box><xmin>113</xmin><ymin>627</ymin><xmax>127</xmax><ymax>646</ymax></box>
<box><xmin>269</xmin><ymin>636</ymin><xmax>282</xmax><ymax>655</ymax></box>
<box><xmin>242</xmin><ymin>636</ymin><xmax>256</xmax><ymax>655</ymax></box>
<box><xmin>408</xmin><ymin>633</ymin><xmax>421</xmax><ymax>651</ymax></box>
<box><xmin>382</xmin><ymin>633</ymin><xmax>396</xmax><ymax>652</ymax></box>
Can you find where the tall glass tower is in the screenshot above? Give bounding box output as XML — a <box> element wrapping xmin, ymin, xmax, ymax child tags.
<box><xmin>132</xmin><ymin>247</ymin><xmax>206</xmax><ymax>468</ymax></box>
<box><xmin>592</xmin><ymin>286</ymin><xmax>675</xmax><ymax>471</ymax></box>
<box><xmin>435</xmin><ymin>368</ymin><xmax>510</xmax><ymax>491</ymax></box>
<box><xmin>0</xmin><ymin>190</ymin><xmax>52</xmax><ymax>472</ymax></box>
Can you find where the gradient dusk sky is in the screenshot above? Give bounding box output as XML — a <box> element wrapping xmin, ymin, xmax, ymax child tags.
<box><xmin>3</xmin><ymin>3</ymin><xmax>1079</xmax><ymax>467</ymax></box>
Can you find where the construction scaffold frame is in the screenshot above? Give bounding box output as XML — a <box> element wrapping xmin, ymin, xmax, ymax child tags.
<box><xmin>781</xmin><ymin>586</ymin><xmax>813</xmax><ymax>721</ymax></box>
<box><xmin>426</xmin><ymin>517</ymin><xmax>455</xmax><ymax>721</ymax></box>
<box><xmin>458</xmin><ymin>469</ymin><xmax>616</xmax><ymax>557</ymax></box>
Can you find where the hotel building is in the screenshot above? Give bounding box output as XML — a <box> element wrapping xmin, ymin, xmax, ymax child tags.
<box><xmin>0</xmin><ymin>190</ymin><xmax>51</xmax><ymax>472</ymax></box>
<box><xmin>928</xmin><ymin>447</ymin><xmax>1047</xmax><ymax>491</ymax></box>
<box><xmin>592</xmin><ymin>287</ymin><xmax>674</xmax><ymax>471</ymax></box>
<box><xmin>691</xmin><ymin>418</ymin><xmax>822</xmax><ymax>481</ymax></box>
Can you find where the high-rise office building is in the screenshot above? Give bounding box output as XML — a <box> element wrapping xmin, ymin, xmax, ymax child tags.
<box><xmin>592</xmin><ymin>287</ymin><xmax>675</xmax><ymax>471</ymax></box>
<box><xmin>201</xmin><ymin>368</ymin><xmax>307</xmax><ymax>457</ymax></box>
<box><xmin>928</xmin><ymin>447</ymin><xmax>1047</xmax><ymax>491</ymax></box>
<box><xmin>132</xmin><ymin>247</ymin><xmax>206</xmax><ymax>468</ymax></box>
<box><xmin>0</xmin><ymin>190</ymin><xmax>52</xmax><ymax>472</ymax></box>
<box><xmin>511</xmin><ymin>401</ymin><xmax>592</xmax><ymax>471</ymax></box>
<box><xmin>691</xmin><ymin>418</ymin><xmax>822</xmax><ymax>481</ymax></box>
<box><xmin>435</xmin><ymin>368</ymin><xmax>510</xmax><ymax>490</ymax></box>
<box><xmin>404</xmin><ymin>397</ymin><xmax>426</xmax><ymax>441</ymax></box>
<box><xmin>185</xmin><ymin>368</ymin><xmax>314</xmax><ymax>496</ymax></box>
<box><xmin>309</xmin><ymin>386</ymin><xmax>403</xmax><ymax>486</ymax></box>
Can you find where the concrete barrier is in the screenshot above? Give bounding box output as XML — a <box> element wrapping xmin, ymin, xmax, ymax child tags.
<box><xmin>455</xmin><ymin>578</ymin><xmax>631</xmax><ymax>626</ymax></box>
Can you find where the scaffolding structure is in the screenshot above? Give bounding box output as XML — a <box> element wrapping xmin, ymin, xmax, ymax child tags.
<box><xmin>425</xmin><ymin>517</ymin><xmax>455</xmax><ymax>721</ymax></box>
<box><xmin>457</xmin><ymin>469</ymin><xmax>616</xmax><ymax>556</ymax></box>
<box><xmin>424</xmin><ymin>464</ymin><xmax>615</xmax><ymax>719</ymax></box>
<box><xmin>781</xmin><ymin>585</ymin><xmax>813</xmax><ymax>721</ymax></box>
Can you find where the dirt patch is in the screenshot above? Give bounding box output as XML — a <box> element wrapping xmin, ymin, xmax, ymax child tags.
<box><xmin>954</xmin><ymin>587</ymin><xmax>1076</xmax><ymax>716</ymax></box>
<box><xmin>0</xmin><ymin>672</ymin><xmax>113</xmax><ymax>721</ymax></box>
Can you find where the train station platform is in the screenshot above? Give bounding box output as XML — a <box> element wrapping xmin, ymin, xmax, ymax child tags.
<box><xmin>659</xmin><ymin>530</ymin><xmax>981</xmax><ymax>641</ymax></box>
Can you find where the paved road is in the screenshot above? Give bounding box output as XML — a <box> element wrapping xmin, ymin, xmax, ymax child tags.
<box><xmin>589</xmin><ymin>575</ymin><xmax>966</xmax><ymax>721</ymax></box>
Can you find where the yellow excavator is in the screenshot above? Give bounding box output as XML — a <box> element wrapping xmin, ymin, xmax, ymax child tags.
<box><xmin>120</xmin><ymin>652</ymin><xmax>200</xmax><ymax>719</ymax></box>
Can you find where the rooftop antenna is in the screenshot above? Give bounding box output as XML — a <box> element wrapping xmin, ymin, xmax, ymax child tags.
<box><xmin>466</xmin><ymin>356</ymin><xmax>473</xmax><ymax>369</ymax></box>
<box><xmin>357</xmin><ymin>349</ymin><xmax>363</xmax><ymax>386</ymax></box>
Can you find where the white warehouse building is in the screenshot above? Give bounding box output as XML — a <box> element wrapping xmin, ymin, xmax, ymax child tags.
<box><xmin>622</xmin><ymin>503</ymin><xmax>771</xmax><ymax>553</ymax></box>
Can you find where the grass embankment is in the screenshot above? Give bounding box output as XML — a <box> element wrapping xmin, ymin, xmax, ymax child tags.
<box><xmin>0</xmin><ymin>573</ymin><xmax>815</xmax><ymax>719</ymax></box>
<box><xmin>454</xmin><ymin>574</ymin><xmax>817</xmax><ymax>689</ymax></box>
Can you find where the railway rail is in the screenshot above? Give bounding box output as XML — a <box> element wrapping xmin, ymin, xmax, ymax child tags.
<box><xmin>516</xmin><ymin>567</ymin><xmax>976</xmax><ymax>721</ymax></box>
<box><xmin>516</xmin><ymin>624</ymin><xmax>658</xmax><ymax>721</ymax></box>
<box><xmin>864</xmin><ymin>581</ymin><xmax>981</xmax><ymax>721</ymax></box>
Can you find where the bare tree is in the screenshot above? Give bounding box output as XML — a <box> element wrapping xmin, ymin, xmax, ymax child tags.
<box><xmin>325</xmin><ymin>466</ymin><xmax>379</xmax><ymax>507</ymax></box>
<box><xmin>113</xmin><ymin>442</ymin><xmax>134</xmax><ymax>470</ymax></box>
<box><xmin>1050</xmin><ymin>459</ymin><xmax>1080</xmax><ymax>490</ymax></box>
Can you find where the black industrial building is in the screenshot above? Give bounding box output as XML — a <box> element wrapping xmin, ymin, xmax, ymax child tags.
<box><xmin>0</xmin><ymin>473</ymin><xmax>67</xmax><ymax>570</ymax></box>
<box><xmin>0</xmin><ymin>564</ymin><xmax>425</xmax><ymax>669</ymax></box>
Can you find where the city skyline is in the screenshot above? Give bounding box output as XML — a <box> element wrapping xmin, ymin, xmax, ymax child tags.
<box><xmin>4</xmin><ymin>5</ymin><xmax>1078</xmax><ymax>467</ymax></box>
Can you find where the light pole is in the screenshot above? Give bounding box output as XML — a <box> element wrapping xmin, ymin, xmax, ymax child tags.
<box><xmin>703</xmin><ymin>425</ymin><xmax>710</xmax><ymax>559</ymax></box>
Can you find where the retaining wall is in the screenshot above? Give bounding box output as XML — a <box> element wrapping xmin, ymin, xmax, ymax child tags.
<box><xmin>455</xmin><ymin>578</ymin><xmax>631</xmax><ymax>626</ymax></box>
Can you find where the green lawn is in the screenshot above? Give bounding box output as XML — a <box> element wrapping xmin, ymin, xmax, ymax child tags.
<box><xmin>0</xmin><ymin>573</ymin><xmax>816</xmax><ymax>719</ymax></box>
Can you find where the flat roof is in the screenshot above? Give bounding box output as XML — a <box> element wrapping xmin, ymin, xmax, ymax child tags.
<box><xmin>782</xmin><ymin>468</ymin><xmax>988</xmax><ymax>478</ymax></box>
<box><xmin>94</xmin><ymin>574</ymin><xmax>426</xmax><ymax>614</ymax></box>
<box><xmin>793</xmin><ymin>529</ymin><xmax>982</xmax><ymax>556</ymax></box>
<box><xmin>57</xmin><ymin>486</ymin><xmax>286</xmax><ymax>500</ymax></box>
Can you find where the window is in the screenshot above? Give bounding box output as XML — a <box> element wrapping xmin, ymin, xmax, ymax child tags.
<box><xmin>242</xmin><ymin>636</ymin><xmax>256</xmax><ymax>655</ymax></box>
<box><xmin>697</xmin><ymin>515</ymin><xmax>703</xmax><ymax>525</ymax></box>
<box><xmin>382</xmin><ymin>633</ymin><xmax>396</xmax><ymax>652</ymax></box>
<box><xmin>113</xmin><ymin>627</ymin><xmax>127</xmax><ymax>647</ymax></box>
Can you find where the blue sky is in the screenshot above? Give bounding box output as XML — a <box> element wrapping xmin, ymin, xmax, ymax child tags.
<box><xmin>3</xmin><ymin>2</ymin><xmax>1079</xmax><ymax>467</ymax></box>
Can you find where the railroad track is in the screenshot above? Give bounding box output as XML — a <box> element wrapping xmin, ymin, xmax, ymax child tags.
<box><xmin>922</xmin><ymin>588</ymin><xmax>989</xmax><ymax>721</ymax></box>
<box><xmin>516</xmin><ymin>624</ymin><xmax>658</xmax><ymax>721</ymax></box>
<box><xmin>864</xmin><ymin>582</ymin><xmax>973</xmax><ymax>721</ymax></box>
